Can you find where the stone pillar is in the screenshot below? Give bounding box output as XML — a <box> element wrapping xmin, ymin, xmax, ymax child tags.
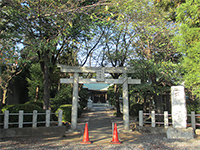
<box><xmin>58</xmin><ymin>110</ymin><xmax>63</xmax><ymax>126</ymax></box>
<box><xmin>123</xmin><ymin>74</ymin><xmax>129</xmax><ymax>131</ymax></box>
<box><xmin>171</xmin><ymin>86</ymin><xmax>187</xmax><ymax>128</ymax></box>
<box><xmin>18</xmin><ymin>110</ymin><xmax>23</xmax><ymax>128</ymax></box>
<box><xmin>151</xmin><ymin>111</ymin><xmax>155</xmax><ymax>127</ymax></box>
<box><xmin>46</xmin><ymin>110</ymin><xmax>50</xmax><ymax>127</ymax></box>
<box><xmin>32</xmin><ymin>110</ymin><xmax>37</xmax><ymax>128</ymax></box>
<box><xmin>4</xmin><ymin>110</ymin><xmax>9</xmax><ymax>129</ymax></box>
<box><xmin>191</xmin><ymin>111</ymin><xmax>196</xmax><ymax>130</ymax></box>
<box><xmin>167</xmin><ymin>86</ymin><xmax>194</xmax><ymax>139</ymax></box>
<box><xmin>164</xmin><ymin>111</ymin><xmax>168</xmax><ymax>128</ymax></box>
<box><xmin>71</xmin><ymin>72</ymin><xmax>79</xmax><ymax>130</ymax></box>
<box><xmin>139</xmin><ymin>110</ymin><xmax>143</xmax><ymax>127</ymax></box>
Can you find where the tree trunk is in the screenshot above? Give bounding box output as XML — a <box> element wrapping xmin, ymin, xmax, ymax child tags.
<box><xmin>114</xmin><ymin>84</ymin><xmax>122</xmax><ymax>117</ymax></box>
<box><xmin>34</xmin><ymin>86</ymin><xmax>39</xmax><ymax>102</ymax></box>
<box><xmin>143</xmin><ymin>95</ymin><xmax>147</xmax><ymax>112</ymax></box>
<box><xmin>2</xmin><ymin>88</ymin><xmax>7</xmax><ymax>105</ymax></box>
<box><xmin>1</xmin><ymin>82</ymin><xmax>8</xmax><ymax>105</ymax></box>
<box><xmin>42</xmin><ymin>53</ymin><xmax>51</xmax><ymax>110</ymax></box>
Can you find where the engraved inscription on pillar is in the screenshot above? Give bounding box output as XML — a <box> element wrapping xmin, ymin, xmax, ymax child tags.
<box><xmin>97</xmin><ymin>68</ymin><xmax>105</xmax><ymax>82</ymax></box>
<box><xmin>171</xmin><ymin>86</ymin><xmax>187</xmax><ymax>128</ymax></box>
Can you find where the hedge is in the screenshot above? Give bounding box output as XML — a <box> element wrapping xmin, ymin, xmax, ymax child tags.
<box><xmin>55</xmin><ymin>104</ymin><xmax>83</xmax><ymax>123</ymax></box>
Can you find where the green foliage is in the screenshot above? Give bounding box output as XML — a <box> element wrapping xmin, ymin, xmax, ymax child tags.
<box><xmin>154</xmin><ymin>0</ymin><xmax>186</xmax><ymax>21</ymax></box>
<box><xmin>25</xmin><ymin>100</ymin><xmax>44</xmax><ymax>109</ymax></box>
<box><xmin>1</xmin><ymin>103</ymin><xmax>45</xmax><ymax>123</ymax></box>
<box><xmin>107</xmin><ymin>85</ymin><xmax>117</xmax><ymax>106</ymax></box>
<box><xmin>129</xmin><ymin>103</ymin><xmax>143</xmax><ymax>116</ymax></box>
<box><xmin>112</xmin><ymin>0</ymin><xmax>182</xmax><ymax>113</ymax></box>
<box><xmin>79</xmin><ymin>87</ymin><xmax>89</xmax><ymax>109</ymax></box>
<box><xmin>56</xmin><ymin>104</ymin><xmax>72</xmax><ymax>123</ymax></box>
<box><xmin>174</xmin><ymin>0</ymin><xmax>200</xmax><ymax>98</ymax></box>
<box><xmin>55</xmin><ymin>103</ymin><xmax>84</xmax><ymax>123</ymax></box>
<box><xmin>1</xmin><ymin>104</ymin><xmax>16</xmax><ymax>113</ymax></box>
<box><xmin>26</xmin><ymin>63</ymin><xmax>44</xmax><ymax>102</ymax></box>
<box><xmin>51</xmin><ymin>84</ymin><xmax>87</xmax><ymax>115</ymax></box>
<box><xmin>187</xmin><ymin>99</ymin><xmax>200</xmax><ymax>114</ymax></box>
<box><xmin>50</xmin><ymin>84</ymin><xmax>72</xmax><ymax>112</ymax></box>
<box><xmin>0</xmin><ymin>0</ymin><xmax>110</xmax><ymax>109</ymax></box>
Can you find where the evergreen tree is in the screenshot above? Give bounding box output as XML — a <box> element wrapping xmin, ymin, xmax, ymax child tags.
<box><xmin>174</xmin><ymin>0</ymin><xmax>200</xmax><ymax>97</ymax></box>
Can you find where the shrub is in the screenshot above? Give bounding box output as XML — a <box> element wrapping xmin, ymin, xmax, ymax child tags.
<box><xmin>79</xmin><ymin>88</ymin><xmax>89</xmax><ymax>109</ymax></box>
<box><xmin>56</xmin><ymin>104</ymin><xmax>72</xmax><ymax>123</ymax></box>
<box><xmin>25</xmin><ymin>100</ymin><xmax>43</xmax><ymax>109</ymax></box>
<box><xmin>55</xmin><ymin>104</ymin><xmax>83</xmax><ymax>123</ymax></box>
<box><xmin>129</xmin><ymin>103</ymin><xmax>143</xmax><ymax>116</ymax></box>
<box><xmin>50</xmin><ymin>84</ymin><xmax>72</xmax><ymax>112</ymax></box>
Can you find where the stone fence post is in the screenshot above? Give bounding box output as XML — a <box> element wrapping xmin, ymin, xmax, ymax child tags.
<box><xmin>58</xmin><ymin>110</ymin><xmax>63</xmax><ymax>126</ymax></box>
<box><xmin>46</xmin><ymin>110</ymin><xmax>50</xmax><ymax>127</ymax></box>
<box><xmin>191</xmin><ymin>111</ymin><xmax>196</xmax><ymax>130</ymax></box>
<box><xmin>4</xmin><ymin>110</ymin><xmax>9</xmax><ymax>129</ymax></box>
<box><xmin>151</xmin><ymin>111</ymin><xmax>155</xmax><ymax>127</ymax></box>
<box><xmin>164</xmin><ymin>111</ymin><xmax>168</xmax><ymax>128</ymax></box>
<box><xmin>32</xmin><ymin>110</ymin><xmax>37</xmax><ymax>128</ymax></box>
<box><xmin>18</xmin><ymin>110</ymin><xmax>23</xmax><ymax>128</ymax></box>
<box><xmin>139</xmin><ymin>110</ymin><xmax>143</xmax><ymax>126</ymax></box>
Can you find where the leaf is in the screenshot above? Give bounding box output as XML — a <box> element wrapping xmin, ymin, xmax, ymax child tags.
<box><xmin>68</xmin><ymin>21</ymin><xmax>72</xmax><ymax>27</ymax></box>
<box><xmin>105</xmin><ymin>6</ymin><xmax>109</xmax><ymax>11</ymax></box>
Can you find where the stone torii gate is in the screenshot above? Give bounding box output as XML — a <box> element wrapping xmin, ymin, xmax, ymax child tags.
<box><xmin>57</xmin><ymin>64</ymin><xmax>141</xmax><ymax>131</ymax></box>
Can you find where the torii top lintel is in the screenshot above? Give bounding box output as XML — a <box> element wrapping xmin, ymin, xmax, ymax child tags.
<box><xmin>57</xmin><ymin>64</ymin><xmax>135</xmax><ymax>74</ymax></box>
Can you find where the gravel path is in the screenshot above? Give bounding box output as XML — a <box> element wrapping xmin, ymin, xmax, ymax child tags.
<box><xmin>1</xmin><ymin>107</ymin><xmax>200</xmax><ymax>150</ymax></box>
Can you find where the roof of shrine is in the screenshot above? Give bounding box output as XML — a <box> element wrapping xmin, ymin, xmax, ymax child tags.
<box><xmin>83</xmin><ymin>83</ymin><xmax>113</xmax><ymax>91</ymax></box>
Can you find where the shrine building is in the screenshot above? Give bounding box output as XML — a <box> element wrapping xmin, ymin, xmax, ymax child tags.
<box><xmin>83</xmin><ymin>83</ymin><xmax>113</xmax><ymax>103</ymax></box>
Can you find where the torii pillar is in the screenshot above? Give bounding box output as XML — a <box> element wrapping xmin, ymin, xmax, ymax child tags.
<box><xmin>123</xmin><ymin>74</ymin><xmax>129</xmax><ymax>130</ymax></box>
<box><xmin>71</xmin><ymin>72</ymin><xmax>79</xmax><ymax>130</ymax></box>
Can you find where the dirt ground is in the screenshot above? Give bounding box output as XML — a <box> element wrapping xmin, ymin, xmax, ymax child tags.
<box><xmin>1</xmin><ymin>107</ymin><xmax>200</xmax><ymax>150</ymax></box>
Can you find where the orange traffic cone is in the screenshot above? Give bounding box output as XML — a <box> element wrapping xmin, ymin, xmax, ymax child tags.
<box><xmin>110</xmin><ymin>123</ymin><xmax>121</xmax><ymax>144</ymax></box>
<box><xmin>81</xmin><ymin>122</ymin><xmax>91</xmax><ymax>144</ymax></box>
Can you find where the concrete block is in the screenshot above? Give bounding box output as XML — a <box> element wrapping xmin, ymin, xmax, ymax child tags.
<box><xmin>167</xmin><ymin>127</ymin><xmax>194</xmax><ymax>139</ymax></box>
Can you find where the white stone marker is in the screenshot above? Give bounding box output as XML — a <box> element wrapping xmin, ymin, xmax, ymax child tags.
<box><xmin>171</xmin><ymin>86</ymin><xmax>187</xmax><ymax>128</ymax></box>
<box><xmin>167</xmin><ymin>86</ymin><xmax>194</xmax><ymax>139</ymax></box>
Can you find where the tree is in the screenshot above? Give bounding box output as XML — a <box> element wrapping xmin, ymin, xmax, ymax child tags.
<box><xmin>99</xmin><ymin>22</ymin><xmax>135</xmax><ymax>116</ymax></box>
<box><xmin>174</xmin><ymin>0</ymin><xmax>200</xmax><ymax>97</ymax></box>
<box><xmin>154</xmin><ymin>0</ymin><xmax>186</xmax><ymax>21</ymax></box>
<box><xmin>79</xmin><ymin>0</ymin><xmax>182</xmax><ymax>114</ymax></box>
<box><xmin>0</xmin><ymin>0</ymin><xmax>111</xmax><ymax>110</ymax></box>
<box><xmin>117</xmin><ymin>0</ymin><xmax>182</xmax><ymax>113</ymax></box>
<box><xmin>0</xmin><ymin>31</ymin><xmax>24</xmax><ymax>106</ymax></box>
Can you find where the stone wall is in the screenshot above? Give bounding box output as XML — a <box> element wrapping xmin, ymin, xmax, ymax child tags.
<box><xmin>0</xmin><ymin>126</ymin><xmax>66</xmax><ymax>139</ymax></box>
